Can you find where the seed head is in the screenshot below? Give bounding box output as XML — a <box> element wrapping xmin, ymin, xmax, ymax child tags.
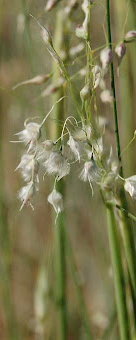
<box><xmin>47</xmin><ymin>188</ymin><xmax>63</xmax><ymax>214</ymax></box>
<box><xmin>92</xmin><ymin>138</ymin><xmax>104</xmax><ymax>160</ymax></box>
<box><xmin>15</xmin><ymin>154</ymin><xmax>39</xmax><ymax>182</ymax></box>
<box><xmin>79</xmin><ymin>159</ymin><xmax>101</xmax><ymax>183</ymax></box>
<box><xmin>124</xmin><ymin>175</ymin><xmax>136</xmax><ymax>199</ymax></box>
<box><xmin>44</xmin><ymin>150</ymin><xmax>70</xmax><ymax>181</ymax></box>
<box><xmin>100</xmin><ymin>47</ymin><xmax>112</xmax><ymax>71</ymax></box>
<box><xmin>92</xmin><ymin>65</ymin><xmax>105</xmax><ymax>89</ymax></box>
<box><xmin>67</xmin><ymin>135</ymin><xmax>81</xmax><ymax>162</ymax></box>
<box><xmin>80</xmin><ymin>83</ymin><xmax>91</xmax><ymax>101</ymax></box>
<box><xmin>37</xmin><ymin>140</ymin><xmax>55</xmax><ymax>161</ymax></box>
<box><xmin>124</xmin><ymin>30</ymin><xmax>136</xmax><ymax>42</ymax></box>
<box><xmin>76</xmin><ymin>25</ymin><xmax>88</xmax><ymax>40</ymax></box>
<box><xmin>72</xmin><ymin>128</ymin><xmax>87</xmax><ymax>142</ymax></box>
<box><xmin>115</xmin><ymin>42</ymin><xmax>126</xmax><ymax>59</ymax></box>
<box><xmin>18</xmin><ymin>181</ymin><xmax>38</xmax><ymax>210</ymax></box>
<box><xmin>15</xmin><ymin>122</ymin><xmax>41</xmax><ymax>152</ymax></box>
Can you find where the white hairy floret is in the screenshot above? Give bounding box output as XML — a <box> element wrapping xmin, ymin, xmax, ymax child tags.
<box><xmin>115</xmin><ymin>42</ymin><xmax>126</xmax><ymax>60</ymax></box>
<box><xmin>76</xmin><ymin>25</ymin><xmax>88</xmax><ymax>40</ymax></box>
<box><xmin>47</xmin><ymin>189</ymin><xmax>63</xmax><ymax>214</ymax></box>
<box><xmin>106</xmin><ymin>147</ymin><xmax>118</xmax><ymax>174</ymax></box>
<box><xmin>67</xmin><ymin>135</ymin><xmax>81</xmax><ymax>162</ymax></box>
<box><xmin>44</xmin><ymin>150</ymin><xmax>70</xmax><ymax>181</ymax></box>
<box><xmin>124</xmin><ymin>30</ymin><xmax>136</xmax><ymax>42</ymax></box>
<box><xmin>18</xmin><ymin>181</ymin><xmax>38</xmax><ymax>210</ymax></box>
<box><xmin>15</xmin><ymin>122</ymin><xmax>41</xmax><ymax>151</ymax></box>
<box><xmin>124</xmin><ymin>175</ymin><xmax>136</xmax><ymax>199</ymax></box>
<box><xmin>100</xmin><ymin>47</ymin><xmax>112</xmax><ymax>71</ymax></box>
<box><xmin>80</xmin><ymin>83</ymin><xmax>91</xmax><ymax>101</ymax></box>
<box><xmin>79</xmin><ymin>160</ymin><xmax>101</xmax><ymax>183</ymax></box>
<box><xmin>76</xmin><ymin>0</ymin><xmax>90</xmax><ymax>40</ymax></box>
<box><xmin>92</xmin><ymin>65</ymin><xmax>105</xmax><ymax>89</ymax></box>
<box><xmin>37</xmin><ymin>140</ymin><xmax>55</xmax><ymax>161</ymax></box>
<box><xmin>83</xmin><ymin>123</ymin><xmax>92</xmax><ymax>140</ymax></box>
<box><xmin>72</xmin><ymin>128</ymin><xmax>87</xmax><ymax>142</ymax></box>
<box><xmin>15</xmin><ymin>154</ymin><xmax>39</xmax><ymax>182</ymax></box>
<box><xmin>92</xmin><ymin>137</ymin><xmax>104</xmax><ymax>160</ymax></box>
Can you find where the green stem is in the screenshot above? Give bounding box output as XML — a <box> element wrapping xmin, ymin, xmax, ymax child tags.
<box><xmin>51</xmin><ymin>10</ymin><xmax>67</xmax><ymax>339</ymax></box>
<box><xmin>106</xmin><ymin>206</ymin><xmax>130</xmax><ymax>340</ymax></box>
<box><xmin>0</xmin><ymin>10</ymin><xmax>19</xmax><ymax>340</ymax></box>
<box><xmin>106</xmin><ymin>0</ymin><xmax>122</xmax><ymax>172</ymax></box>
<box><xmin>121</xmin><ymin>135</ymin><xmax>136</xmax><ymax>157</ymax></box>
<box><xmin>115</xmin><ymin>0</ymin><xmax>135</xmax><ymax>176</ymax></box>
<box><xmin>107</xmin><ymin>201</ymin><xmax>136</xmax><ymax>223</ymax></box>
<box><xmin>106</xmin><ymin>0</ymin><xmax>136</xmax><ymax>318</ymax></box>
<box><xmin>55</xmin><ymin>181</ymin><xmax>67</xmax><ymax>340</ymax></box>
<box><xmin>64</xmin><ymin>229</ymin><xmax>93</xmax><ymax>340</ymax></box>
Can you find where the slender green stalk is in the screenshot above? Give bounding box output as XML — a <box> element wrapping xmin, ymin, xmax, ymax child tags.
<box><xmin>115</xmin><ymin>0</ymin><xmax>135</xmax><ymax>176</ymax></box>
<box><xmin>106</xmin><ymin>0</ymin><xmax>136</xmax><ymax>315</ymax></box>
<box><xmin>52</xmin><ymin>8</ymin><xmax>94</xmax><ymax>338</ymax></box>
<box><xmin>107</xmin><ymin>201</ymin><xmax>136</xmax><ymax>223</ymax></box>
<box><xmin>55</xmin><ymin>183</ymin><xmax>67</xmax><ymax>340</ymax></box>
<box><xmin>51</xmin><ymin>10</ymin><xmax>67</xmax><ymax>340</ymax></box>
<box><xmin>106</xmin><ymin>206</ymin><xmax>130</xmax><ymax>340</ymax></box>
<box><xmin>106</xmin><ymin>0</ymin><xmax>122</xmax><ymax>170</ymax></box>
<box><xmin>0</xmin><ymin>112</ymin><xmax>18</xmax><ymax>340</ymax></box>
<box><xmin>0</xmin><ymin>201</ymin><xmax>18</xmax><ymax>340</ymax></box>
<box><xmin>0</xmin><ymin>9</ymin><xmax>18</xmax><ymax>339</ymax></box>
<box><xmin>64</xmin><ymin>229</ymin><xmax>93</xmax><ymax>340</ymax></box>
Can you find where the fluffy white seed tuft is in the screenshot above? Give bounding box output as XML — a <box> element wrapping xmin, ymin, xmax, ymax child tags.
<box><xmin>44</xmin><ymin>150</ymin><xmax>70</xmax><ymax>180</ymax></box>
<box><xmin>48</xmin><ymin>189</ymin><xmax>63</xmax><ymax>214</ymax></box>
<box><xmin>124</xmin><ymin>175</ymin><xmax>136</xmax><ymax>199</ymax></box>
<box><xmin>18</xmin><ymin>181</ymin><xmax>39</xmax><ymax>210</ymax></box>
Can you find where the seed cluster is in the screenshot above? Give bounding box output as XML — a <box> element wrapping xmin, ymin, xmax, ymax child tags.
<box><xmin>12</xmin><ymin>0</ymin><xmax>136</xmax><ymax>215</ymax></box>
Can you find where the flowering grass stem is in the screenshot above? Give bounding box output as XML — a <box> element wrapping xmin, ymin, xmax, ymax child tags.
<box><xmin>64</xmin><ymin>228</ymin><xmax>93</xmax><ymax>340</ymax></box>
<box><xmin>106</xmin><ymin>0</ymin><xmax>136</xmax><ymax>325</ymax></box>
<box><xmin>106</xmin><ymin>206</ymin><xmax>130</xmax><ymax>340</ymax></box>
<box><xmin>51</xmin><ymin>10</ymin><xmax>67</xmax><ymax>339</ymax></box>
<box><xmin>106</xmin><ymin>200</ymin><xmax>136</xmax><ymax>223</ymax></box>
<box><xmin>106</xmin><ymin>0</ymin><xmax>122</xmax><ymax>171</ymax></box>
<box><xmin>0</xmin><ymin>16</ymin><xmax>19</xmax><ymax>340</ymax></box>
<box><xmin>115</xmin><ymin>0</ymin><xmax>135</xmax><ymax>176</ymax></box>
<box><xmin>54</xmin><ymin>185</ymin><xmax>67</xmax><ymax>340</ymax></box>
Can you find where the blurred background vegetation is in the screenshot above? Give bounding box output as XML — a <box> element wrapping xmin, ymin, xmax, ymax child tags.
<box><xmin>0</xmin><ymin>0</ymin><xmax>136</xmax><ymax>339</ymax></box>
